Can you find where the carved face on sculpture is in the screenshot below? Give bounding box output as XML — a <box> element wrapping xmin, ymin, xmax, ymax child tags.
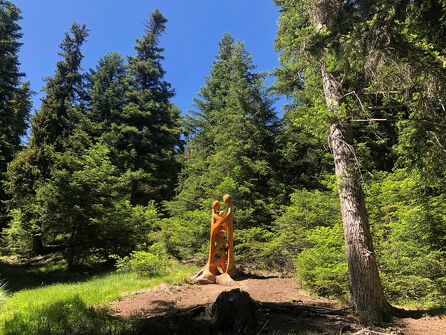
<box><xmin>212</xmin><ymin>200</ymin><xmax>220</xmax><ymax>213</ymax></box>
<box><xmin>223</xmin><ymin>194</ymin><xmax>232</xmax><ymax>205</ymax></box>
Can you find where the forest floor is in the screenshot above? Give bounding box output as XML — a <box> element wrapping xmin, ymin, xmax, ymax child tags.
<box><xmin>110</xmin><ymin>272</ymin><xmax>446</xmax><ymax>335</ymax></box>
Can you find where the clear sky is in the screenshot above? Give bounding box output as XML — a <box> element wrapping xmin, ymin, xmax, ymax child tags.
<box><xmin>12</xmin><ymin>0</ymin><xmax>284</xmax><ymax>116</ymax></box>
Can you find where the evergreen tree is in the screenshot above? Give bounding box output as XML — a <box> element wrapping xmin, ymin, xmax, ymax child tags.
<box><xmin>274</xmin><ymin>0</ymin><xmax>446</xmax><ymax>324</ymax></box>
<box><xmin>5</xmin><ymin>24</ymin><xmax>88</xmax><ymax>255</ymax></box>
<box><xmin>275</xmin><ymin>0</ymin><xmax>395</xmax><ymax>324</ymax></box>
<box><xmin>123</xmin><ymin>10</ymin><xmax>180</xmax><ymax>205</ymax></box>
<box><xmin>35</xmin><ymin>143</ymin><xmax>154</xmax><ymax>269</ymax></box>
<box><xmin>173</xmin><ymin>34</ymin><xmax>279</xmax><ymax>229</ymax></box>
<box><xmin>87</xmin><ymin>52</ymin><xmax>129</xmax><ymax>139</ymax></box>
<box><xmin>0</xmin><ymin>0</ymin><xmax>31</xmax><ymax>228</ymax></box>
<box><xmin>31</xmin><ymin>23</ymin><xmax>88</xmax><ymax>152</ymax></box>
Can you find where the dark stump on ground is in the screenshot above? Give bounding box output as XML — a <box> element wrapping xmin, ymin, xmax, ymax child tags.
<box><xmin>211</xmin><ymin>288</ymin><xmax>257</xmax><ymax>334</ymax></box>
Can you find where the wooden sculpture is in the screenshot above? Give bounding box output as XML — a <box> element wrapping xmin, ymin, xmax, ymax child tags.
<box><xmin>192</xmin><ymin>194</ymin><xmax>237</xmax><ymax>285</ymax></box>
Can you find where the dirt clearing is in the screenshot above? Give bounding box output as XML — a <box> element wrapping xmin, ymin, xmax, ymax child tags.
<box><xmin>109</xmin><ymin>275</ymin><xmax>445</xmax><ymax>335</ymax></box>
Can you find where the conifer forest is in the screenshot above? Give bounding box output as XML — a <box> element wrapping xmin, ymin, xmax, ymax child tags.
<box><xmin>0</xmin><ymin>1</ymin><xmax>445</xmax><ymax>334</ymax></box>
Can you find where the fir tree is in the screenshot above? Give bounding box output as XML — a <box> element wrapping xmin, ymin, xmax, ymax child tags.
<box><xmin>86</xmin><ymin>11</ymin><xmax>180</xmax><ymax>205</ymax></box>
<box><xmin>36</xmin><ymin>143</ymin><xmax>153</xmax><ymax>269</ymax></box>
<box><xmin>5</xmin><ymin>24</ymin><xmax>88</xmax><ymax>255</ymax></box>
<box><xmin>0</xmin><ymin>0</ymin><xmax>31</xmax><ymax>228</ymax></box>
<box><xmin>174</xmin><ymin>33</ymin><xmax>279</xmax><ymax>228</ymax></box>
<box><xmin>31</xmin><ymin>23</ymin><xmax>88</xmax><ymax>152</ymax></box>
<box><xmin>106</xmin><ymin>10</ymin><xmax>180</xmax><ymax>205</ymax></box>
<box><xmin>87</xmin><ymin>52</ymin><xmax>129</xmax><ymax>139</ymax></box>
<box><xmin>273</xmin><ymin>0</ymin><xmax>446</xmax><ymax>324</ymax></box>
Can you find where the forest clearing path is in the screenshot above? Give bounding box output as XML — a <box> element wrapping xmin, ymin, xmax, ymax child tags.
<box><xmin>111</xmin><ymin>276</ymin><xmax>337</xmax><ymax>317</ymax></box>
<box><xmin>109</xmin><ymin>275</ymin><xmax>445</xmax><ymax>335</ymax></box>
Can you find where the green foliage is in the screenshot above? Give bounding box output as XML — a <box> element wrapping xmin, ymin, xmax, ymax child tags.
<box><xmin>38</xmin><ymin>143</ymin><xmax>157</xmax><ymax>267</ymax></box>
<box><xmin>5</xmin><ymin>11</ymin><xmax>179</xmax><ymax>267</ymax></box>
<box><xmin>172</xmin><ymin>33</ymin><xmax>280</xmax><ymax>230</ymax></box>
<box><xmin>270</xmin><ymin>171</ymin><xmax>446</xmax><ymax>306</ymax></box>
<box><xmin>234</xmin><ymin>227</ymin><xmax>284</xmax><ymax>270</ymax></box>
<box><xmin>122</xmin><ymin>10</ymin><xmax>181</xmax><ymax>204</ymax></box>
<box><xmin>85</xmin><ymin>12</ymin><xmax>181</xmax><ymax>206</ymax></box>
<box><xmin>116</xmin><ymin>244</ymin><xmax>173</xmax><ymax>277</ymax></box>
<box><xmin>87</xmin><ymin>52</ymin><xmax>129</xmax><ymax>138</ymax></box>
<box><xmin>274</xmin><ymin>0</ymin><xmax>446</xmax><ymax>310</ymax></box>
<box><xmin>2</xmin><ymin>209</ymin><xmax>34</xmax><ymax>257</ymax></box>
<box><xmin>157</xmin><ymin>209</ymin><xmax>209</xmax><ymax>260</ymax></box>
<box><xmin>270</xmin><ymin>189</ymin><xmax>348</xmax><ymax>297</ymax></box>
<box><xmin>0</xmin><ymin>0</ymin><xmax>31</xmax><ymax>228</ymax></box>
<box><xmin>367</xmin><ymin>170</ymin><xmax>446</xmax><ymax>308</ymax></box>
<box><xmin>272</xmin><ymin>188</ymin><xmax>341</xmax><ymax>271</ymax></box>
<box><xmin>295</xmin><ymin>224</ymin><xmax>348</xmax><ymax>298</ymax></box>
<box><xmin>5</xmin><ymin>142</ymin><xmax>160</xmax><ymax>267</ymax></box>
<box><xmin>30</xmin><ymin>23</ymin><xmax>88</xmax><ymax>151</ymax></box>
<box><xmin>5</xmin><ymin>23</ymin><xmax>89</xmax><ymax>258</ymax></box>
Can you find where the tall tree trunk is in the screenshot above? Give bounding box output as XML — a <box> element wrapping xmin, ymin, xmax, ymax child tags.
<box><xmin>32</xmin><ymin>233</ymin><xmax>44</xmax><ymax>256</ymax></box>
<box><xmin>321</xmin><ymin>66</ymin><xmax>392</xmax><ymax>324</ymax></box>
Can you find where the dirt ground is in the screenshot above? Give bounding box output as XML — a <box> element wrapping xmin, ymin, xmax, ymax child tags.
<box><xmin>397</xmin><ymin>316</ymin><xmax>446</xmax><ymax>335</ymax></box>
<box><xmin>109</xmin><ymin>274</ymin><xmax>446</xmax><ymax>335</ymax></box>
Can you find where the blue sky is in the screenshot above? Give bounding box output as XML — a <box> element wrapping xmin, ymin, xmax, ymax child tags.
<box><xmin>12</xmin><ymin>0</ymin><xmax>284</xmax><ymax>116</ymax></box>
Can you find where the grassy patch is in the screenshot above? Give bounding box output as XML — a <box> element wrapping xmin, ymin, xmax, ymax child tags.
<box><xmin>0</xmin><ymin>264</ymin><xmax>196</xmax><ymax>334</ymax></box>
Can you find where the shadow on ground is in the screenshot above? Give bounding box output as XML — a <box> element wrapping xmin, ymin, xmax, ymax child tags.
<box><xmin>0</xmin><ymin>255</ymin><xmax>112</xmax><ymax>292</ymax></box>
<box><xmin>4</xmin><ymin>292</ymin><xmax>446</xmax><ymax>335</ymax></box>
<box><xmin>233</xmin><ymin>270</ymin><xmax>280</xmax><ymax>281</ymax></box>
<box><xmin>1</xmin><ymin>292</ymin><xmax>360</xmax><ymax>335</ymax></box>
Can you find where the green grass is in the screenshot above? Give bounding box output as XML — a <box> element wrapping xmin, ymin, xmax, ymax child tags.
<box><xmin>0</xmin><ymin>264</ymin><xmax>196</xmax><ymax>334</ymax></box>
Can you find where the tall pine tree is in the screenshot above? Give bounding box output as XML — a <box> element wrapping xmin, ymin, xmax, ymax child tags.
<box><xmin>123</xmin><ymin>10</ymin><xmax>180</xmax><ymax>205</ymax></box>
<box><xmin>273</xmin><ymin>0</ymin><xmax>446</xmax><ymax>324</ymax></box>
<box><xmin>87</xmin><ymin>52</ymin><xmax>129</xmax><ymax>139</ymax></box>
<box><xmin>0</xmin><ymin>0</ymin><xmax>31</xmax><ymax>229</ymax></box>
<box><xmin>31</xmin><ymin>23</ymin><xmax>88</xmax><ymax>152</ymax></box>
<box><xmin>174</xmin><ymin>34</ymin><xmax>279</xmax><ymax>228</ymax></box>
<box><xmin>6</xmin><ymin>24</ymin><xmax>88</xmax><ymax>255</ymax></box>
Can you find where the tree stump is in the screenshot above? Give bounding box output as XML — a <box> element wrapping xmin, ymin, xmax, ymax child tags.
<box><xmin>211</xmin><ymin>288</ymin><xmax>257</xmax><ymax>334</ymax></box>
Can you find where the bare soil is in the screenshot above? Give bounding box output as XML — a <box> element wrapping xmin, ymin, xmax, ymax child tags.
<box><xmin>109</xmin><ymin>274</ymin><xmax>446</xmax><ymax>335</ymax></box>
<box><xmin>397</xmin><ymin>316</ymin><xmax>446</xmax><ymax>335</ymax></box>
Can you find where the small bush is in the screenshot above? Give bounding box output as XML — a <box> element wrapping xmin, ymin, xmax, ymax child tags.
<box><xmin>294</xmin><ymin>224</ymin><xmax>348</xmax><ymax>298</ymax></box>
<box><xmin>2</xmin><ymin>209</ymin><xmax>34</xmax><ymax>257</ymax></box>
<box><xmin>158</xmin><ymin>210</ymin><xmax>209</xmax><ymax>260</ymax></box>
<box><xmin>235</xmin><ymin>227</ymin><xmax>286</xmax><ymax>271</ymax></box>
<box><xmin>116</xmin><ymin>244</ymin><xmax>173</xmax><ymax>277</ymax></box>
<box><xmin>367</xmin><ymin>170</ymin><xmax>446</xmax><ymax>308</ymax></box>
<box><xmin>272</xmin><ymin>189</ymin><xmax>341</xmax><ymax>271</ymax></box>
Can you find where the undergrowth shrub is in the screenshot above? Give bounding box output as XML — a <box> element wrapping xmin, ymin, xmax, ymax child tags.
<box><xmin>157</xmin><ymin>210</ymin><xmax>209</xmax><ymax>260</ymax></box>
<box><xmin>235</xmin><ymin>227</ymin><xmax>285</xmax><ymax>270</ymax></box>
<box><xmin>272</xmin><ymin>189</ymin><xmax>341</xmax><ymax>272</ymax></box>
<box><xmin>116</xmin><ymin>244</ymin><xmax>173</xmax><ymax>277</ymax></box>
<box><xmin>294</xmin><ymin>224</ymin><xmax>348</xmax><ymax>298</ymax></box>
<box><xmin>367</xmin><ymin>170</ymin><xmax>446</xmax><ymax>308</ymax></box>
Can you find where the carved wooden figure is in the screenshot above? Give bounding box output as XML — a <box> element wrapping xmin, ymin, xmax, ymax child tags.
<box><xmin>192</xmin><ymin>194</ymin><xmax>237</xmax><ymax>285</ymax></box>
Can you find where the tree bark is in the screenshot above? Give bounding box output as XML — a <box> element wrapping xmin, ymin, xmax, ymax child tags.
<box><xmin>321</xmin><ymin>66</ymin><xmax>392</xmax><ymax>324</ymax></box>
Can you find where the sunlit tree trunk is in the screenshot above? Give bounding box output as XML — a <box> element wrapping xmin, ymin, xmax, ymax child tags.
<box><xmin>321</xmin><ymin>65</ymin><xmax>392</xmax><ymax>324</ymax></box>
